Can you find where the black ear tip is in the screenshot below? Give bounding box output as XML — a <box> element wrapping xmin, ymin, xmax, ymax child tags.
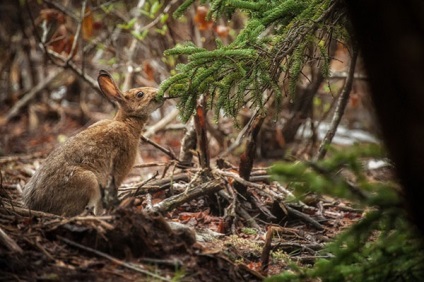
<box><xmin>99</xmin><ymin>70</ymin><xmax>110</xmax><ymax>77</ymax></box>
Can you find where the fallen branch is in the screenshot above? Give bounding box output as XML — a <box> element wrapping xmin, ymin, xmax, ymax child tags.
<box><xmin>149</xmin><ymin>179</ymin><xmax>223</xmax><ymax>213</ymax></box>
<box><xmin>1</xmin><ymin>204</ymin><xmax>60</xmax><ymax>219</ymax></box>
<box><xmin>216</xmin><ymin>169</ymin><xmax>267</xmax><ymax>192</ymax></box>
<box><xmin>236</xmin><ymin>204</ymin><xmax>261</xmax><ymax>230</ymax></box>
<box><xmin>218</xmin><ymin>190</ymin><xmax>261</xmax><ymax>230</ymax></box>
<box><xmin>119</xmin><ymin>173</ymin><xmax>191</xmax><ymax>196</ymax></box>
<box><xmin>57</xmin><ymin>236</ymin><xmax>170</xmax><ymax>281</ymax></box>
<box><xmin>283</xmin><ymin>204</ymin><xmax>324</xmax><ymax>230</ymax></box>
<box><xmin>217</xmin><ymin>169</ymin><xmax>324</xmax><ymax>230</ymax></box>
<box><xmin>133</xmin><ymin>162</ymin><xmax>169</xmax><ymax>168</ymax></box>
<box><xmin>20</xmin><ymin>238</ymin><xmax>54</xmax><ymax>262</ymax></box>
<box><xmin>141</xmin><ymin>135</ymin><xmax>179</xmax><ymax>161</ymax></box>
<box><xmin>0</xmin><ymin>227</ymin><xmax>23</xmax><ymax>254</ymax></box>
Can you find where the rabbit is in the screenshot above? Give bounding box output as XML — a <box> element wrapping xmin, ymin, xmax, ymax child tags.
<box><xmin>22</xmin><ymin>70</ymin><xmax>164</xmax><ymax>216</ymax></box>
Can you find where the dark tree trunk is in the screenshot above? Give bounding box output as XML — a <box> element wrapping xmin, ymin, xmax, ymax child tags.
<box><xmin>345</xmin><ymin>0</ymin><xmax>424</xmax><ymax>234</ymax></box>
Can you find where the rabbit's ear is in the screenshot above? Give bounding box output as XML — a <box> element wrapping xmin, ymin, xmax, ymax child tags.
<box><xmin>98</xmin><ymin>70</ymin><xmax>124</xmax><ymax>103</ymax></box>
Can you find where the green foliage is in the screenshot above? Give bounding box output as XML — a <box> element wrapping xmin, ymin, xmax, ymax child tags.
<box><xmin>159</xmin><ymin>0</ymin><xmax>344</xmax><ymax>122</ymax></box>
<box><xmin>269</xmin><ymin>144</ymin><xmax>424</xmax><ymax>281</ymax></box>
<box><xmin>173</xmin><ymin>0</ymin><xmax>196</xmax><ymax>18</ymax></box>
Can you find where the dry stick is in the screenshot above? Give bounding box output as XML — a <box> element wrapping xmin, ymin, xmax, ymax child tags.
<box><xmin>119</xmin><ymin>173</ymin><xmax>191</xmax><ymax>196</ymax></box>
<box><xmin>42</xmin><ymin>0</ymin><xmax>79</xmax><ymax>20</ymax></box>
<box><xmin>39</xmin><ymin>214</ymin><xmax>115</xmax><ymax>231</ymax></box>
<box><xmin>282</xmin><ymin>70</ymin><xmax>325</xmax><ymax>145</ymax></box>
<box><xmin>234</xmin><ymin>113</ymin><xmax>266</xmax><ymax>212</ymax></box>
<box><xmin>294</xmin><ymin>255</ymin><xmax>334</xmax><ymax>264</ymax></box>
<box><xmin>218</xmin><ymin>170</ymin><xmax>273</xmax><ymax>227</ymax></box>
<box><xmin>131</xmin><ymin>171</ymin><xmax>159</xmax><ymax>198</ymax></box>
<box><xmin>119</xmin><ymin>0</ymin><xmax>179</xmax><ymax>88</ymax></box>
<box><xmin>122</xmin><ymin>0</ymin><xmax>147</xmax><ymax>91</ymax></box>
<box><xmin>34</xmin><ymin>239</ymin><xmax>56</xmax><ymax>261</ymax></box>
<box><xmin>284</xmin><ymin>204</ymin><xmax>324</xmax><ymax>230</ymax></box>
<box><xmin>164</xmin><ymin>123</ymin><xmax>186</xmax><ymax>131</ymax></box>
<box><xmin>236</xmin><ymin>203</ymin><xmax>261</xmax><ymax>230</ymax></box>
<box><xmin>217</xmin><ymin>170</ymin><xmax>265</xmax><ymax>190</ymax></box>
<box><xmin>220</xmin><ymin>186</ymin><xmax>238</xmax><ymax>233</ymax></box>
<box><xmin>255</xmin><ymin>186</ymin><xmax>323</xmax><ymax>229</ymax></box>
<box><xmin>64</xmin><ymin>0</ymin><xmax>86</xmax><ymax>64</ymax></box>
<box><xmin>2</xmin><ymin>70</ymin><xmax>63</xmax><ymax>123</ymax></box>
<box><xmin>25</xmin><ymin>0</ymin><xmax>100</xmax><ymax>95</ymax></box>
<box><xmin>278</xmin><ymin>242</ymin><xmax>323</xmax><ymax>253</ymax></box>
<box><xmin>183</xmin><ymin>169</ymin><xmax>203</xmax><ymax>194</ymax></box>
<box><xmin>314</xmin><ymin>43</ymin><xmax>359</xmax><ymax>161</ymax></box>
<box><xmin>133</xmin><ymin>162</ymin><xmax>168</xmax><ymax>168</ymax></box>
<box><xmin>238</xmin><ymin>114</ymin><xmax>265</xmax><ymax>181</ymax></box>
<box><xmin>140</xmin><ymin>135</ymin><xmax>179</xmax><ymax>161</ymax></box>
<box><xmin>144</xmin><ymin>108</ymin><xmax>179</xmax><ymax>138</ymax></box>
<box><xmin>217</xmin><ymin>170</ymin><xmax>324</xmax><ymax>230</ymax></box>
<box><xmin>179</xmin><ymin>120</ymin><xmax>197</xmax><ymax>166</ymax></box>
<box><xmin>50</xmin><ymin>1</ymin><xmax>89</xmax><ymax>84</ymax></box>
<box><xmin>0</xmin><ymin>227</ymin><xmax>23</xmax><ymax>254</ymax></box>
<box><xmin>272</xmin><ymin>182</ymin><xmax>302</xmax><ymax>203</ymax></box>
<box><xmin>307</xmin><ymin>161</ymin><xmax>368</xmax><ymax>201</ymax></box>
<box><xmin>218</xmin><ymin>191</ymin><xmax>261</xmax><ymax>231</ymax></box>
<box><xmin>298</xmin><ymin>38</ymin><xmax>338</xmax><ymax>154</ymax></box>
<box><xmin>261</xmin><ymin>227</ymin><xmax>275</xmax><ymax>274</ymax></box>
<box><xmin>47</xmin><ymin>50</ymin><xmax>101</xmax><ymax>94</ymax></box>
<box><xmin>266</xmin><ymin>183</ymin><xmax>314</xmax><ymax>212</ymax></box>
<box><xmin>21</xmin><ymin>237</ymin><xmax>55</xmax><ymax>261</ymax></box>
<box><xmin>250</xmin><ymin>194</ymin><xmax>277</xmax><ymax>220</ymax></box>
<box><xmin>2</xmin><ymin>204</ymin><xmax>61</xmax><ymax>219</ymax></box>
<box><xmin>138</xmin><ymin>0</ymin><xmax>179</xmax><ymax>33</ymax></box>
<box><xmin>57</xmin><ymin>236</ymin><xmax>170</xmax><ymax>281</ymax></box>
<box><xmin>218</xmin><ymin>109</ymin><xmax>260</xmax><ymax>158</ymax></box>
<box><xmin>149</xmin><ymin>179</ymin><xmax>223</xmax><ymax>214</ymax></box>
<box><xmin>139</xmin><ymin>257</ymin><xmax>183</xmax><ymax>268</ymax></box>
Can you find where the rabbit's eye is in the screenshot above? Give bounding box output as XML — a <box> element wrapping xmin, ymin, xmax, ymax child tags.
<box><xmin>136</xmin><ymin>91</ymin><xmax>144</xmax><ymax>98</ymax></box>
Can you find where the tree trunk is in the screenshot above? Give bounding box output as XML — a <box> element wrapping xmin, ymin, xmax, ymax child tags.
<box><xmin>345</xmin><ymin>0</ymin><xmax>424</xmax><ymax>234</ymax></box>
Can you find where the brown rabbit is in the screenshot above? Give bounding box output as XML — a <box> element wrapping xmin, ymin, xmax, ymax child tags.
<box><xmin>22</xmin><ymin>70</ymin><xmax>164</xmax><ymax>216</ymax></box>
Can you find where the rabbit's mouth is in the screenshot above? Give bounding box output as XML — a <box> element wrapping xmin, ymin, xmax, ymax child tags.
<box><xmin>158</xmin><ymin>92</ymin><xmax>178</xmax><ymax>102</ymax></box>
<box><xmin>163</xmin><ymin>95</ymin><xmax>178</xmax><ymax>101</ymax></box>
<box><xmin>154</xmin><ymin>95</ymin><xmax>165</xmax><ymax>104</ymax></box>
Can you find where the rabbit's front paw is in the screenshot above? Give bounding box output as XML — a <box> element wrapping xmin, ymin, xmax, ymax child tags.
<box><xmin>79</xmin><ymin>205</ymin><xmax>95</xmax><ymax>216</ymax></box>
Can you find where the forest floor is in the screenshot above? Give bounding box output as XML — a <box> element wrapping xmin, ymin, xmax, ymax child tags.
<box><xmin>0</xmin><ymin>112</ymin><xmax>390</xmax><ymax>281</ymax></box>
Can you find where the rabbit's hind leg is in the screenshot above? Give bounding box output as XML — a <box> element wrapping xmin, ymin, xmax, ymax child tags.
<box><xmin>58</xmin><ymin>168</ymin><xmax>103</xmax><ymax>216</ymax></box>
<box><xmin>78</xmin><ymin>170</ymin><xmax>104</xmax><ymax>216</ymax></box>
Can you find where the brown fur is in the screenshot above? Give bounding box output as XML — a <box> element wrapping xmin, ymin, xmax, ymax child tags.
<box><xmin>22</xmin><ymin>70</ymin><xmax>163</xmax><ymax>216</ymax></box>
